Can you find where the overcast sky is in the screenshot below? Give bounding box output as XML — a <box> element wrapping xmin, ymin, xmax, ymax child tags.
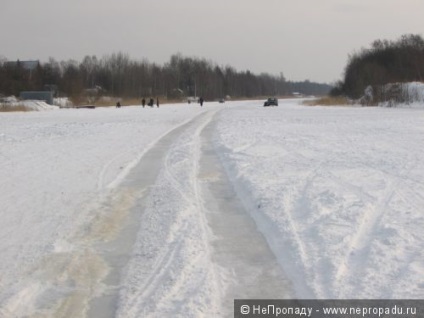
<box><xmin>1</xmin><ymin>0</ymin><xmax>423</xmax><ymax>83</ymax></box>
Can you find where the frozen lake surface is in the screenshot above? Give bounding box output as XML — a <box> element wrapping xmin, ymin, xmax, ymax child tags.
<box><xmin>0</xmin><ymin>99</ymin><xmax>423</xmax><ymax>317</ymax></box>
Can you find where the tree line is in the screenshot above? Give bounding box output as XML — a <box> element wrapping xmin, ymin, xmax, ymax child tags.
<box><xmin>331</xmin><ymin>34</ymin><xmax>424</xmax><ymax>99</ymax></box>
<box><xmin>0</xmin><ymin>53</ymin><xmax>331</xmax><ymax>103</ymax></box>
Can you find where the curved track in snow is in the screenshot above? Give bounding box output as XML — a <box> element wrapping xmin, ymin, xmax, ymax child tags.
<box><xmin>3</xmin><ymin>107</ymin><xmax>293</xmax><ymax>317</ymax></box>
<box><xmin>111</xmin><ymin>109</ymin><xmax>293</xmax><ymax>317</ymax></box>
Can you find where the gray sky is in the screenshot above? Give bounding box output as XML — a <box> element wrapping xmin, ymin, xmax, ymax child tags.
<box><xmin>1</xmin><ymin>0</ymin><xmax>423</xmax><ymax>83</ymax></box>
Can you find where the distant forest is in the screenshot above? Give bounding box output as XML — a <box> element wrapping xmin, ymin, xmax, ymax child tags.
<box><xmin>0</xmin><ymin>53</ymin><xmax>331</xmax><ymax>102</ymax></box>
<box><xmin>332</xmin><ymin>34</ymin><xmax>424</xmax><ymax>99</ymax></box>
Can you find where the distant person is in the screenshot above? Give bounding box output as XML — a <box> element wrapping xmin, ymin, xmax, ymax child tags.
<box><xmin>156</xmin><ymin>98</ymin><xmax>160</xmax><ymax>108</ymax></box>
<box><xmin>141</xmin><ymin>98</ymin><xmax>146</xmax><ymax>108</ymax></box>
<box><xmin>199</xmin><ymin>97</ymin><xmax>204</xmax><ymax>107</ymax></box>
<box><xmin>116</xmin><ymin>101</ymin><xmax>121</xmax><ymax>108</ymax></box>
<box><xmin>148</xmin><ymin>98</ymin><xmax>154</xmax><ymax>107</ymax></box>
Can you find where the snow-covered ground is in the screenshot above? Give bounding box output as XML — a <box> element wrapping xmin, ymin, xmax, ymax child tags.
<box><xmin>215</xmin><ymin>102</ymin><xmax>424</xmax><ymax>299</ymax></box>
<box><xmin>0</xmin><ymin>99</ymin><xmax>423</xmax><ymax>317</ymax></box>
<box><xmin>0</xmin><ymin>97</ymin><xmax>59</xmax><ymax>111</ymax></box>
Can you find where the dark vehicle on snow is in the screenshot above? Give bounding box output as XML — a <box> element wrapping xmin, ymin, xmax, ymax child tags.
<box><xmin>264</xmin><ymin>97</ymin><xmax>278</xmax><ymax>107</ymax></box>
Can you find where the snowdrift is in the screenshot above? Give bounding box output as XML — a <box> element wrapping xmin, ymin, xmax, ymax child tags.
<box><xmin>20</xmin><ymin>100</ymin><xmax>59</xmax><ymax>111</ymax></box>
<box><xmin>0</xmin><ymin>96</ymin><xmax>72</xmax><ymax>111</ymax></box>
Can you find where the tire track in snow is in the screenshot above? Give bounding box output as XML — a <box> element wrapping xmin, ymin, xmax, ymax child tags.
<box><xmin>334</xmin><ymin>159</ymin><xmax>419</xmax><ymax>297</ymax></box>
<box><xmin>88</xmin><ymin>110</ymin><xmax>219</xmax><ymax>318</ymax></box>
<box><xmin>1</xmin><ymin>111</ymin><xmax>211</xmax><ymax>318</ymax></box>
<box><xmin>125</xmin><ymin>232</ymin><xmax>185</xmax><ymax>309</ymax></box>
<box><xmin>199</xmin><ymin>114</ymin><xmax>295</xmax><ymax>316</ymax></box>
<box><xmin>287</xmin><ymin>153</ymin><xmax>342</xmax><ymax>298</ymax></box>
<box><xmin>96</xmin><ymin>113</ymin><xmax>209</xmax><ymax>191</ymax></box>
<box><xmin>115</xmin><ymin>110</ymin><xmax>223</xmax><ymax>318</ymax></box>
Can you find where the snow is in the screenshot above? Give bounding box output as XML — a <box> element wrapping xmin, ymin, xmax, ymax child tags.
<box><xmin>214</xmin><ymin>101</ymin><xmax>424</xmax><ymax>299</ymax></box>
<box><xmin>115</xmin><ymin>111</ymin><xmax>224</xmax><ymax>318</ymax></box>
<box><xmin>0</xmin><ymin>100</ymin><xmax>423</xmax><ymax>316</ymax></box>
<box><xmin>1</xmin><ymin>95</ymin><xmax>73</xmax><ymax>110</ymax></box>
<box><xmin>52</xmin><ymin>98</ymin><xmax>73</xmax><ymax>108</ymax></box>
<box><xmin>380</xmin><ymin>82</ymin><xmax>424</xmax><ymax>108</ymax></box>
<box><xmin>0</xmin><ymin>105</ymin><xmax>209</xmax><ymax>316</ymax></box>
<box><xmin>20</xmin><ymin>100</ymin><xmax>59</xmax><ymax>111</ymax></box>
<box><xmin>0</xmin><ymin>97</ymin><xmax>59</xmax><ymax>111</ymax></box>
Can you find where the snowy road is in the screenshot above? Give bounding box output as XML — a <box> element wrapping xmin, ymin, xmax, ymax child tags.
<box><xmin>113</xmin><ymin>109</ymin><xmax>293</xmax><ymax>317</ymax></box>
<box><xmin>199</xmin><ymin>116</ymin><xmax>294</xmax><ymax>316</ymax></box>
<box><xmin>89</xmin><ymin>111</ymin><xmax>220</xmax><ymax>317</ymax></box>
<box><xmin>1</xmin><ymin>100</ymin><xmax>424</xmax><ymax>317</ymax></box>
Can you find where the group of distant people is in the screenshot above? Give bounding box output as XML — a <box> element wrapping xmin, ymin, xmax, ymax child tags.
<box><xmin>141</xmin><ymin>98</ymin><xmax>159</xmax><ymax>108</ymax></box>
<box><xmin>116</xmin><ymin>98</ymin><xmax>160</xmax><ymax>108</ymax></box>
<box><xmin>116</xmin><ymin>96</ymin><xmax>205</xmax><ymax>108</ymax></box>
